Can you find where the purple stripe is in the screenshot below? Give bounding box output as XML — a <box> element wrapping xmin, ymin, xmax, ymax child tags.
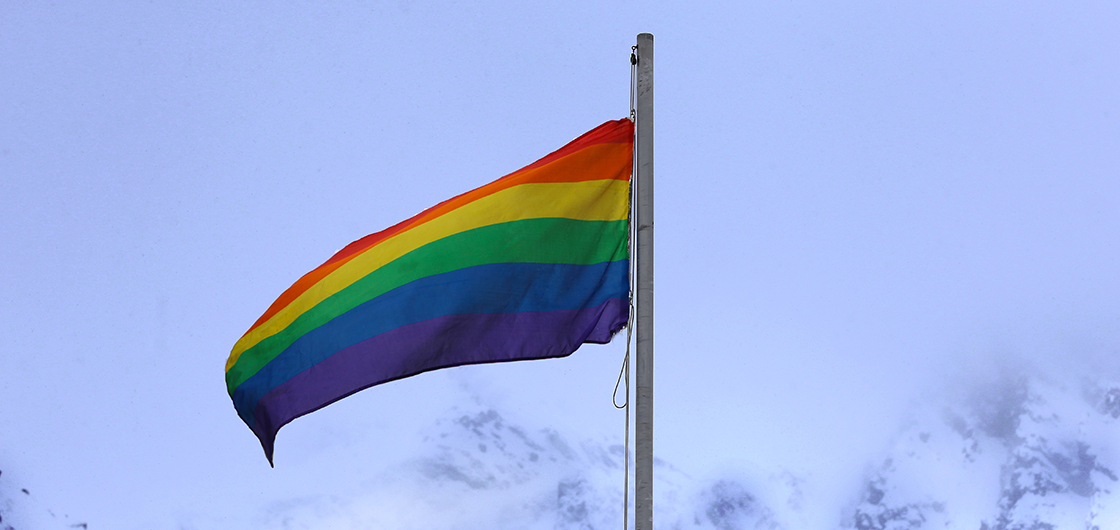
<box><xmin>251</xmin><ymin>298</ymin><xmax>627</xmax><ymax>462</ymax></box>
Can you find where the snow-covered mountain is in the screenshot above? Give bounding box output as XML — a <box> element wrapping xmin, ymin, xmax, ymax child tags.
<box><xmin>845</xmin><ymin>372</ymin><xmax>1120</xmax><ymax>529</ymax></box>
<box><xmin>405</xmin><ymin>407</ymin><xmax>806</xmax><ymax>530</ymax></box>
<box><xmin>5</xmin><ymin>368</ymin><xmax>1119</xmax><ymax>529</ymax></box>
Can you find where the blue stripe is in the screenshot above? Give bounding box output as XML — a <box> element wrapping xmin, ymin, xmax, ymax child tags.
<box><xmin>233</xmin><ymin>259</ymin><xmax>629</xmax><ymax>426</ymax></box>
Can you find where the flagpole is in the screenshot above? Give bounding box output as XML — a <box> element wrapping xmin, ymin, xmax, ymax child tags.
<box><xmin>634</xmin><ymin>32</ymin><xmax>655</xmax><ymax>530</ymax></box>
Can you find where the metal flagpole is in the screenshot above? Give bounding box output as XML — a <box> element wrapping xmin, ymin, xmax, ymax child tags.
<box><xmin>634</xmin><ymin>32</ymin><xmax>655</xmax><ymax>530</ymax></box>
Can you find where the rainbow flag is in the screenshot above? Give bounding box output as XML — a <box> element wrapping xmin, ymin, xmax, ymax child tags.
<box><xmin>226</xmin><ymin>119</ymin><xmax>634</xmax><ymax>463</ymax></box>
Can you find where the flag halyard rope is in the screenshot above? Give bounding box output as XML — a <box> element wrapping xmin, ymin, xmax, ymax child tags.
<box><xmin>611</xmin><ymin>44</ymin><xmax>641</xmax><ymax>530</ymax></box>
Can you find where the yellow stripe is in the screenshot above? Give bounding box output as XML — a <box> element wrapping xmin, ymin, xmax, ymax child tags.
<box><xmin>228</xmin><ymin>178</ymin><xmax>630</xmax><ymax>368</ymax></box>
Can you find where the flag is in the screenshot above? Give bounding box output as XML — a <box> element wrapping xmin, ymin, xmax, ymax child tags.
<box><xmin>226</xmin><ymin>118</ymin><xmax>634</xmax><ymax>463</ymax></box>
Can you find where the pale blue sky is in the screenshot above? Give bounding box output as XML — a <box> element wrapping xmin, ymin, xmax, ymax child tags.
<box><xmin>2</xmin><ymin>2</ymin><xmax>1118</xmax><ymax>527</ymax></box>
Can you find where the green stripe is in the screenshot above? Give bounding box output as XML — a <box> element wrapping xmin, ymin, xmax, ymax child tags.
<box><xmin>227</xmin><ymin>217</ymin><xmax>629</xmax><ymax>393</ymax></box>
